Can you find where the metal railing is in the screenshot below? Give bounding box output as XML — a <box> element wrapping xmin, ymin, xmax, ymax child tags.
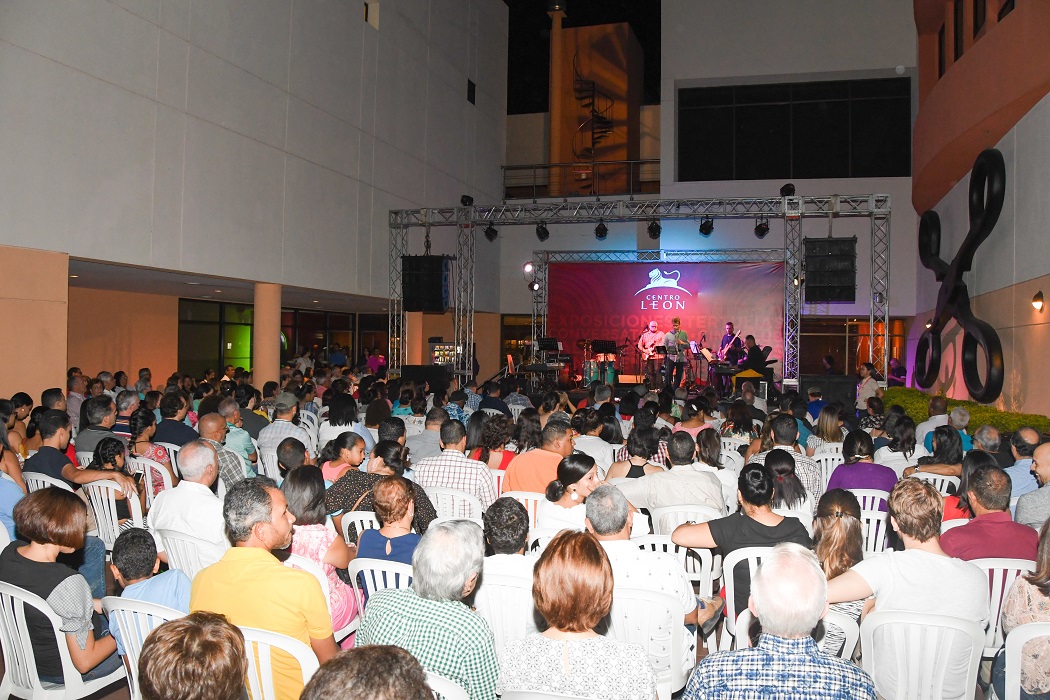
<box><xmin>502</xmin><ymin>159</ymin><xmax>660</xmax><ymax>201</ymax></box>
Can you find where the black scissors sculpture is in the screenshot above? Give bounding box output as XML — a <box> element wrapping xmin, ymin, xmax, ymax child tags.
<box><xmin>914</xmin><ymin>148</ymin><xmax>1005</xmax><ymax>404</ymax></box>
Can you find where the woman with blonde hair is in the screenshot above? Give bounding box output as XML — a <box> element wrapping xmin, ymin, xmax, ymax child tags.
<box><xmin>496</xmin><ymin>530</ymin><xmax>657</xmax><ymax>699</ymax></box>
<box><xmin>806</xmin><ymin>405</ymin><xmax>846</xmax><ymax>456</ymax></box>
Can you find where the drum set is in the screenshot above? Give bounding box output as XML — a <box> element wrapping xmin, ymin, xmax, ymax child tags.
<box><xmin>576</xmin><ymin>338</ymin><xmax>623</xmax><ymax>388</ymax></box>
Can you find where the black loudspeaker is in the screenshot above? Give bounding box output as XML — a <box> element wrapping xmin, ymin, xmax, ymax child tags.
<box><xmin>804</xmin><ymin>237</ymin><xmax>857</xmax><ymax>302</ymax></box>
<box><xmin>399</xmin><ymin>365</ymin><xmax>452</xmax><ymax>399</ymax></box>
<box><xmin>800</xmin><ymin>374</ymin><xmax>857</xmax><ymax>413</ymax></box>
<box><xmin>402</xmin><ymin>256</ymin><xmax>451</xmax><ymax>313</ymax></box>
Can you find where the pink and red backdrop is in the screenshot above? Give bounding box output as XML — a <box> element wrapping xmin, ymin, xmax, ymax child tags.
<box><xmin>546</xmin><ymin>262</ymin><xmax>785</xmax><ymax>376</ymax></box>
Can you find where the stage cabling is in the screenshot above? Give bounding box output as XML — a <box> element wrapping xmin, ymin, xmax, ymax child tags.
<box><xmin>388</xmin><ymin>194</ymin><xmax>891</xmax><ymax>391</ymax></box>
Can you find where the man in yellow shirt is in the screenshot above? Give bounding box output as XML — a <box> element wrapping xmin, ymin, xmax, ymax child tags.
<box><xmin>191</xmin><ymin>477</ymin><xmax>337</xmax><ymax>698</ymax></box>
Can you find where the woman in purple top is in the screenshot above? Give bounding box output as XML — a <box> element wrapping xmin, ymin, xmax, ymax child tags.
<box><xmin>826</xmin><ymin>430</ymin><xmax>898</xmax><ymax>509</ymax></box>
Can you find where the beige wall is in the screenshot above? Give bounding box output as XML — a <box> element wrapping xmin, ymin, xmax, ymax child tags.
<box><xmin>0</xmin><ymin>245</ymin><xmax>68</xmax><ymax>400</ymax></box>
<box><xmin>67</xmin><ymin>288</ymin><xmax>178</xmax><ymax>384</ymax></box>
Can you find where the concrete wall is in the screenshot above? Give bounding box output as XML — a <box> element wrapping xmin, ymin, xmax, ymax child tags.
<box><xmin>0</xmin><ymin>0</ymin><xmax>508</xmax><ymax>307</ymax></box>
<box><xmin>908</xmin><ymin>90</ymin><xmax>1050</xmax><ymax>414</ymax></box>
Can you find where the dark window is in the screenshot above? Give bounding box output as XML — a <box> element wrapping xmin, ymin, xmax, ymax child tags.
<box><xmin>467</xmin><ymin>79</ymin><xmax>476</xmax><ymax>105</ymax></box>
<box><xmin>998</xmin><ymin>0</ymin><xmax>1014</xmax><ymax>21</ymax></box>
<box><xmin>954</xmin><ymin>0</ymin><xmax>965</xmax><ymax>61</ymax></box>
<box><xmin>938</xmin><ymin>25</ymin><xmax>946</xmax><ymax>77</ymax></box>
<box><xmin>677</xmin><ymin>77</ymin><xmax>911</xmax><ymax>182</ymax></box>
<box><xmin>974</xmin><ymin>0</ymin><xmax>986</xmax><ymax>36</ymax></box>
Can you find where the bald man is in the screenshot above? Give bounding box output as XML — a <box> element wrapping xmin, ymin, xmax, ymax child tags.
<box><xmin>197</xmin><ymin>413</ymin><xmax>254</xmax><ymax>491</ymax></box>
<box><xmin>1006</xmin><ymin>427</ymin><xmax>1041</xmax><ymax>499</ymax></box>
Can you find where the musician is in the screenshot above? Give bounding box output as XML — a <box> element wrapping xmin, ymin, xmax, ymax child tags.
<box><xmin>637</xmin><ymin>320</ymin><xmax>664</xmax><ymax>389</ymax></box>
<box><xmin>738</xmin><ymin>335</ymin><xmax>767</xmax><ymax>373</ymax></box>
<box><xmin>663</xmin><ymin>317</ymin><xmax>689</xmax><ymax>389</ymax></box>
<box><xmin>718</xmin><ymin>322</ymin><xmax>744</xmax><ymax>364</ymax></box>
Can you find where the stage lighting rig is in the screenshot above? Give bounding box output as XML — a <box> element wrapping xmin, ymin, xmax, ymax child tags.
<box><xmin>698</xmin><ymin>218</ymin><xmax>714</xmax><ymax>237</ymax></box>
<box><xmin>523</xmin><ymin>262</ymin><xmax>534</xmax><ymax>274</ymax></box>
<box><xmin>647</xmin><ymin>219</ymin><xmax>661</xmax><ymax>240</ymax></box>
<box><xmin>594</xmin><ymin>221</ymin><xmax>608</xmax><ymax>240</ymax></box>
<box><xmin>460</xmin><ymin>195</ymin><xmax>474</xmax><ymax>207</ymax></box>
<box><xmin>483</xmin><ymin>224</ymin><xmax>498</xmax><ymax>241</ymax></box>
<box><xmin>527</xmin><ymin>280</ymin><xmax>540</xmax><ymax>292</ymax></box>
<box><xmin>754</xmin><ymin>218</ymin><xmax>770</xmax><ymax>238</ymax></box>
<box><xmin>535</xmin><ymin>223</ymin><xmax>550</xmax><ymax>242</ymax></box>
<box><xmin>780</xmin><ymin>183</ymin><xmax>796</xmax><ymax>197</ymax></box>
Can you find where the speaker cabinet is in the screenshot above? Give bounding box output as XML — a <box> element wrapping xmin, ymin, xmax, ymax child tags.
<box><xmin>402</xmin><ymin>256</ymin><xmax>452</xmax><ymax>313</ymax></box>
<box><xmin>804</xmin><ymin>237</ymin><xmax>857</xmax><ymax>302</ymax></box>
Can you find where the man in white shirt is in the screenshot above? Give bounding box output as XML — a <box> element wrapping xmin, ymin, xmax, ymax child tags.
<box><xmin>474</xmin><ymin>498</ymin><xmax>537</xmax><ymax>635</ymax></box>
<box><xmin>616</xmin><ymin>432</ymin><xmax>725</xmax><ymax>514</ymax></box>
<box><xmin>149</xmin><ymin>440</ymin><xmax>230</xmax><ymax>568</ymax></box>
<box><xmin>827</xmin><ymin>478</ymin><xmax>989</xmax><ymax>699</ymax></box>
<box><xmin>257</xmin><ymin>392</ymin><xmax>315</xmax><ymax>453</ymax></box>
<box><xmin>586</xmin><ymin>485</ymin><xmax>722</xmax><ymax>672</ymax></box>
<box><xmin>571</xmin><ymin>409</ymin><xmax>615</xmax><ymax>478</ymax></box>
<box><xmin>914</xmin><ymin>395</ymin><xmax>949</xmax><ymax>449</ymax></box>
<box><xmin>414</xmin><ymin>419</ymin><xmax>498</xmax><ymax>515</ymax></box>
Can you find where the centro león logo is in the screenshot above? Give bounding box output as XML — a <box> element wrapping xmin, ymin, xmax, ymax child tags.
<box><xmin>635</xmin><ymin>268</ymin><xmax>692</xmax><ymax>310</ymax></box>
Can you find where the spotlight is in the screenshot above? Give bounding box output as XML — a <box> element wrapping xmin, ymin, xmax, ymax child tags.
<box><xmin>647</xmin><ymin>219</ymin><xmax>661</xmax><ymax>240</ymax></box>
<box><xmin>527</xmin><ymin>280</ymin><xmax>541</xmax><ymax>292</ymax></box>
<box><xmin>535</xmin><ymin>223</ymin><xmax>550</xmax><ymax>242</ymax></box>
<box><xmin>754</xmin><ymin>218</ymin><xmax>770</xmax><ymax>238</ymax></box>
<box><xmin>460</xmin><ymin>195</ymin><xmax>474</xmax><ymax>207</ymax></box>
<box><xmin>698</xmin><ymin>218</ymin><xmax>714</xmax><ymax>237</ymax></box>
<box><xmin>483</xmin><ymin>224</ymin><xmax>498</xmax><ymax>242</ymax></box>
<box><xmin>925</xmin><ymin>320</ymin><xmax>933</xmax><ymax>329</ymax></box>
<box><xmin>594</xmin><ymin>221</ymin><xmax>608</xmax><ymax>240</ymax></box>
<box><xmin>1034</xmin><ymin>291</ymin><xmax>1044</xmax><ymax>311</ymax></box>
<box><xmin>780</xmin><ymin>183</ymin><xmax>796</xmax><ymax>197</ymax></box>
<box><xmin>523</xmin><ymin>262</ymin><xmax>534</xmax><ymax>274</ymax></box>
<box><xmin>792</xmin><ymin>276</ymin><xmax>800</xmax><ymax>287</ymax></box>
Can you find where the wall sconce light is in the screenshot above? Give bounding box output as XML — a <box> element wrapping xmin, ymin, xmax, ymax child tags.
<box><xmin>1033</xmin><ymin>291</ymin><xmax>1044</xmax><ymax>311</ymax></box>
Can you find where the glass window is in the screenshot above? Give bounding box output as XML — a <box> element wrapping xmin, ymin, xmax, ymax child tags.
<box><xmin>224</xmin><ymin>304</ymin><xmax>254</xmax><ymax>324</ymax></box>
<box><xmin>179</xmin><ymin>299</ymin><xmax>220</xmax><ymax>322</ymax></box>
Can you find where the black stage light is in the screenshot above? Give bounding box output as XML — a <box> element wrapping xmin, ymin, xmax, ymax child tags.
<box><xmin>780</xmin><ymin>183</ymin><xmax>796</xmax><ymax>197</ymax></box>
<box><xmin>460</xmin><ymin>195</ymin><xmax>474</xmax><ymax>206</ymax></box>
<box><xmin>754</xmin><ymin>218</ymin><xmax>770</xmax><ymax>238</ymax></box>
<box><xmin>647</xmin><ymin>219</ymin><xmax>661</xmax><ymax>240</ymax></box>
<box><xmin>536</xmin><ymin>223</ymin><xmax>550</xmax><ymax>242</ymax></box>
<box><xmin>527</xmin><ymin>280</ymin><xmax>541</xmax><ymax>292</ymax></box>
<box><xmin>698</xmin><ymin>219</ymin><xmax>714</xmax><ymax>236</ymax></box>
<box><xmin>483</xmin><ymin>224</ymin><xmax>498</xmax><ymax>241</ymax></box>
<box><xmin>594</xmin><ymin>221</ymin><xmax>608</xmax><ymax>240</ymax></box>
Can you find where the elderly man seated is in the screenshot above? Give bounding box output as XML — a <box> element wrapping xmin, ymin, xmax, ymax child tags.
<box><xmin>683</xmin><ymin>543</ymin><xmax>876</xmax><ymax>699</ymax></box>
<box><xmin>357</xmin><ymin>520</ymin><xmax>497</xmax><ymax>700</ymax></box>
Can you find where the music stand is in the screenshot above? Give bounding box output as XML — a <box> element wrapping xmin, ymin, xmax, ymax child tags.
<box><xmin>590</xmin><ymin>340</ymin><xmax>617</xmax><ymax>354</ymax></box>
<box><xmin>536</xmin><ymin>337</ymin><xmax>560</xmax><ymax>352</ymax></box>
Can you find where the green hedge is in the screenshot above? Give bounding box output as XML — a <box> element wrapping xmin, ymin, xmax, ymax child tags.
<box><xmin>882</xmin><ymin>387</ymin><xmax>1050</xmax><ymax>435</ymax></box>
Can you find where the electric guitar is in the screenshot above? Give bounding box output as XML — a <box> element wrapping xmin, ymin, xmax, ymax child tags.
<box><xmin>717</xmin><ymin>330</ymin><xmax>743</xmax><ymax>361</ymax></box>
<box><xmin>639</xmin><ymin>336</ymin><xmax>661</xmax><ymax>362</ymax></box>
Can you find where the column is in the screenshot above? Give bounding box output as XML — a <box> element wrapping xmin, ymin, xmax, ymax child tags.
<box><xmin>253</xmin><ymin>283</ymin><xmax>282</xmax><ymax>388</ymax></box>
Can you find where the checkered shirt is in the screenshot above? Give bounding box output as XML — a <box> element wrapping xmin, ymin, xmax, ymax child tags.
<box><xmin>202</xmin><ymin>438</ymin><xmax>251</xmax><ymax>490</ymax></box>
<box><xmin>615</xmin><ymin>439</ymin><xmax>670</xmax><ymax>467</ymax></box>
<box><xmin>750</xmin><ymin>449</ymin><xmax>823</xmax><ymax>511</ymax></box>
<box><xmin>359</xmin><ymin>587</ymin><xmax>498</xmax><ymax>700</ymax></box>
<box><xmin>683</xmin><ymin>634</ymin><xmax>875</xmax><ymax>700</ymax></box>
<box><xmin>464</xmin><ymin>389</ymin><xmax>483</xmax><ymax>412</ymax></box>
<box><xmin>414</xmin><ymin>449</ymin><xmax>498</xmax><ymax>516</ymax></box>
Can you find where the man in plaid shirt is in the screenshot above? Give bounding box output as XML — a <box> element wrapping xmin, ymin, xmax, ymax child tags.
<box><xmin>683</xmin><ymin>543</ymin><xmax>875</xmax><ymax>699</ymax></box>
<box><xmin>358</xmin><ymin>520</ymin><xmax>497</xmax><ymax>700</ymax></box>
<box><xmin>414</xmin><ymin>420</ymin><xmax>497</xmax><ymax>516</ymax></box>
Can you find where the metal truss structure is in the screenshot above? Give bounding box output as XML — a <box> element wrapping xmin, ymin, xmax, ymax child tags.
<box><xmin>388</xmin><ymin>195</ymin><xmax>891</xmax><ymax>386</ymax></box>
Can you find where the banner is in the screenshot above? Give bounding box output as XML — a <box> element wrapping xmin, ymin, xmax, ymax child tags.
<box><xmin>546</xmin><ymin>262</ymin><xmax>785</xmax><ymax>377</ymax></box>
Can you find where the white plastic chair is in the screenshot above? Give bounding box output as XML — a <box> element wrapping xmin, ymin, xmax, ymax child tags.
<box><xmin>527</xmin><ymin>527</ymin><xmax>564</xmax><ymax>555</ymax></box>
<box><xmin>940</xmin><ymin>518</ymin><xmax>969</xmax><ymax>534</ymax></box>
<box><xmin>814</xmin><ymin>442</ymin><xmax>844</xmax><ymax>456</ymax></box>
<box><xmin>75</xmin><ymin>451</ymin><xmax>94</xmax><ymax>468</ymax></box>
<box><xmin>850</xmin><ymin>488</ymin><xmax>890</xmax><ymax>512</ymax></box>
<box><xmin>473</xmin><ymin>567</ymin><xmax>537</xmax><ymax>658</ymax></box>
<box><xmin>82</xmin><ymin>479</ymin><xmax>144</xmax><ymax>552</ymax></box>
<box><xmin>423</xmin><ymin>486</ymin><xmax>484</xmax><ymax>519</ymax></box>
<box><xmin>489</xmin><ymin>468</ymin><xmax>505</xmax><ymax>494</ymax></box>
<box><xmin>482</xmin><ymin>408</ymin><xmax>505</xmax><ymax>418</ymax></box>
<box><xmin>509</xmin><ymin>405</ymin><xmax>527</xmax><ymax>421</ymax></box>
<box><xmin>633</xmin><ymin>534</ymin><xmax>720</xmax><ymax>599</ymax></box>
<box><xmin>970</xmin><ymin>558</ymin><xmax>1035</xmax><ymax>660</ymax></box>
<box><xmin>733</xmin><ymin>608</ymin><xmax>859</xmax><ymax>660</ymax></box>
<box><xmin>911</xmin><ymin>472</ymin><xmax>961</xmax><ymax>495</ymax></box>
<box><xmin>257</xmin><ymin>447</ymin><xmax>280</xmax><ymax>480</ymax></box>
<box><xmin>101</xmin><ymin>597</ymin><xmax>184</xmax><ymax>699</ymax></box>
<box><xmin>718</xmin><ymin>450</ymin><xmax>744</xmax><ymax>473</ymax></box>
<box><xmin>719</xmin><ymin>546</ymin><xmax>775</xmax><ymax>651</ymax></box>
<box><xmin>239</xmin><ymin>626</ymin><xmax>320</xmax><ymax>700</ymax></box>
<box><xmin>860</xmin><ymin>610</ymin><xmax>984</xmax><ymax>700</ymax></box>
<box><xmin>1003</xmin><ymin>622</ymin><xmax>1050</xmax><ymax>700</ymax></box>
<box><xmin>503</xmin><ymin>491</ymin><xmax>545</xmax><ymax>529</ymax></box>
<box><xmin>0</xmin><ymin>581</ymin><xmax>127</xmax><ymax>699</ymax></box>
<box><xmin>501</xmin><ymin>692</ymin><xmax>590</xmax><ymax>700</ymax></box>
<box><xmin>860</xmin><ymin>509</ymin><xmax>890</xmax><ymax>556</ymax></box>
<box><xmin>155</xmin><ymin>442</ymin><xmax>182</xmax><ymax>477</ymax></box>
<box><xmin>772</xmin><ymin>507</ymin><xmax>813</xmax><ymax>536</ymax></box>
<box><xmin>22</xmin><ymin>471</ymin><xmax>73</xmax><ymax>493</ymax></box>
<box><xmin>813</xmin><ymin>453</ymin><xmax>845</xmax><ymax>489</ymax></box>
<box><xmin>733</xmin><ymin>608</ymin><xmax>757</xmax><ymax>649</ymax></box>
<box><xmin>299</xmin><ymin>411</ymin><xmax>319</xmax><ymax>438</ymax></box>
<box><xmin>284</xmin><ymin>553</ymin><xmax>358</xmax><ymax>642</ymax></box>
<box><xmin>426</xmin><ymin>671</ymin><xmax>469</xmax><ymax>700</ymax></box>
<box><xmin>157</xmin><ymin>528</ymin><xmax>211</xmax><ymax>581</ymax></box>
<box><xmin>125</xmin><ymin>456</ymin><xmax>173</xmax><ymax>510</ymax></box>
<box><xmin>648</xmin><ymin>505</ymin><xmax>723</xmax><ymax>536</ymax></box>
<box><xmin>720</xmin><ymin>436</ymin><xmax>749</xmax><ymax>455</ymax></box>
<box><xmin>0</xmin><ymin>524</ymin><xmax>9</xmax><ymax>551</ymax></box>
<box><xmin>606</xmin><ymin>586</ymin><xmax>689</xmax><ymax>700</ymax></box>
<box><xmin>348</xmin><ymin>558</ymin><xmax>413</xmax><ymax>605</ymax></box>
<box><xmin>340</xmin><ymin>511</ymin><xmax>381</xmax><ymax>545</ymax></box>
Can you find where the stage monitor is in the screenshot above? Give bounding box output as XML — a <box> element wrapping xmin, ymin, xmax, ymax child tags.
<box><xmin>402</xmin><ymin>255</ymin><xmax>451</xmax><ymax>313</ymax></box>
<box><xmin>804</xmin><ymin>237</ymin><xmax>856</xmax><ymax>302</ymax></box>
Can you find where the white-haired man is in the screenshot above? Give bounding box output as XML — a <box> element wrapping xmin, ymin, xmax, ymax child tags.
<box><xmin>683</xmin><ymin>543</ymin><xmax>876</xmax><ymax>699</ymax></box>
<box><xmin>358</xmin><ymin>520</ymin><xmax>497</xmax><ymax>700</ymax></box>
<box><xmin>922</xmin><ymin>406</ymin><xmax>973</xmax><ymax>453</ymax></box>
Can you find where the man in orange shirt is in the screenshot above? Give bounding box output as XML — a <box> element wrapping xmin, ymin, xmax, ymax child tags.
<box><xmin>502</xmin><ymin>419</ymin><xmax>574</xmax><ymax>493</ymax></box>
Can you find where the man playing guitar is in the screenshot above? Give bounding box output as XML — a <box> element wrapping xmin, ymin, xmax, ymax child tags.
<box><xmin>718</xmin><ymin>322</ymin><xmax>744</xmax><ymax>364</ymax></box>
<box><xmin>638</xmin><ymin>320</ymin><xmax>664</xmax><ymax>389</ymax></box>
<box><xmin>663</xmin><ymin>317</ymin><xmax>689</xmax><ymax>390</ymax></box>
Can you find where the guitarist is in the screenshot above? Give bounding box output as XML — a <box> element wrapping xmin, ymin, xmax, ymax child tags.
<box><xmin>718</xmin><ymin>321</ymin><xmax>745</xmax><ymax>364</ymax></box>
<box><xmin>637</xmin><ymin>320</ymin><xmax>664</xmax><ymax>390</ymax></box>
<box><xmin>663</xmin><ymin>317</ymin><xmax>689</xmax><ymax>390</ymax></box>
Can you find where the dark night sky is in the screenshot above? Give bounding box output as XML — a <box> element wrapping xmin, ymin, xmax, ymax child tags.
<box><xmin>506</xmin><ymin>0</ymin><xmax>662</xmax><ymax>114</ymax></box>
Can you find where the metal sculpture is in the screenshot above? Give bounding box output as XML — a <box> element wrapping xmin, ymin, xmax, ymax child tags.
<box><xmin>914</xmin><ymin>148</ymin><xmax>1006</xmax><ymax>403</ymax></box>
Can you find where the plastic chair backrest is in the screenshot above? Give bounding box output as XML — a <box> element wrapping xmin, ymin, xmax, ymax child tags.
<box><xmin>126</xmin><ymin>456</ymin><xmax>172</xmax><ymax>509</ymax></box>
<box><xmin>489</xmin><ymin>469</ymin><xmax>505</xmax><ymax>495</ymax></box>
<box><xmin>718</xmin><ymin>450</ymin><xmax>744</xmax><ymax>473</ymax></box>
<box><xmin>606</xmin><ymin>586</ymin><xmax>687</xmax><ymax>700</ymax></box>
<box><xmin>734</xmin><ymin>608</ymin><xmax>755</xmax><ymax>649</ymax></box>
<box><xmin>283</xmin><ymin>554</ymin><xmax>332</xmax><ymax>613</ymax></box>
<box><xmin>721</xmin><ymin>547</ymin><xmax>775</xmax><ymax>647</ymax></box>
<box><xmin>509</xmin><ymin>405</ymin><xmax>527</xmax><ymax>421</ymax></box>
<box><xmin>101</xmin><ymin>597</ymin><xmax>184</xmax><ymax>699</ymax></box>
<box><xmin>473</xmin><ymin>567</ymin><xmax>536</xmax><ymax>659</ymax></box>
<box><xmin>772</xmin><ymin>508</ymin><xmax>813</xmax><ymax>536</ymax></box>
<box><xmin>859</xmin><ymin>509</ymin><xmax>890</xmax><ymax>555</ymax></box>
<box><xmin>76</xmin><ymin>451</ymin><xmax>94</xmax><ymax>468</ymax></box>
<box><xmin>0</xmin><ymin>524</ymin><xmax>9</xmax><ymax>551</ymax></box>
<box><xmin>813</xmin><ymin>453</ymin><xmax>845</xmax><ymax>488</ymax></box>
<box><xmin>1004</xmin><ymin>622</ymin><xmax>1050</xmax><ymax>700</ymax></box>
<box><xmin>911</xmin><ymin>472</ymin><xmax>960</xmax><ymax>495</ymax></box>
<box><xmin>940</xmin><ymin>518</ymin><xmax>969</xmax><ymax>535</ymax></box>
<box><xmin>720</xmin><ymin>437</ymin><xmax>749</xmax><ymax>455</ymax></box>
<box><xmin>258</xmin><ymin>448</ymin><xmax>280</xmax><ymax>480</ymax></box>
<box><xmin>0</xmin><ymin>581</ymin><xmax>127</xmax><ymax>699</ymax></box>
<box><xmin>157</xmin><ymin>529</ymin><xmax>210</xmax><ymax>581</ymax></box>
<box><xmin>348</xmin><ymin>557</ymin><xmax>413</xmax><ymax>604</ymax></box>
<box><xmin>821</xmin><ymin>609</ymin><xmax>861</xmax><ymax>659</ymax></box>
<box><xmin>155</xmin><ymin>442</ymin><xmax>181</xmax><ymax>477</ymax></box>
<box><xmin>633</xmin><ymin>534</ymin><xmax>718</xmax><ymax>598</ymax></box>
<box><xmin>340</xmin><ymin>511</ymin><xmax>381</xmax><ymax>545</ymax></box>
<box><xmin>423</xmin><ymin>485</ymin><xmax>484</xmax><ymax>519</ymax></box>
<box><xmin>860</xmin><ymin>610</ymin><xmax>984</xmax><ymax>700</ymax></box>
<box><xmin>426</xmin><ymin>671</ymin><xmax>469</xmax><ymax>700</ymax></box>
<box><xmin>970</xmin><ymin>557</ymin><xmax>1035</xmax><ymax>657</ymax></box>
<box><xmin>527</xmin><ymin>527</ymin><xmax>563</xmax><ymax>555</ymax></box>
<box><xmin>239</xmin><ymin>626</ymin><xmax>320</xmax><ymax>700</ymax></box>
<box><xmin>22</xmin><ymin>471</ymin><xmax>73</xmax><ymax>493</ymax></box>
<box><xmin>503</xmin><ymin>491</ymin><xmax>544</xmax><ymax>529</ymax></box>
<box><xmin>815</xmin><ymin>442</ymin><xmax>844</xmax><ymax>455</ymax></box>
<box><xmin>648</xmin><ymin>505</ymin><xmax>723</xmax><ymax>536</ymax></box>
<box><xmin>850</xmin><ymin>488</ymin><xmax>890</xmax><ymax>512</ymax></box>
<box><xmin>83</xmin><ymin>479</ymin><xmax>143</xmax><ymax>550</ymax></box>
